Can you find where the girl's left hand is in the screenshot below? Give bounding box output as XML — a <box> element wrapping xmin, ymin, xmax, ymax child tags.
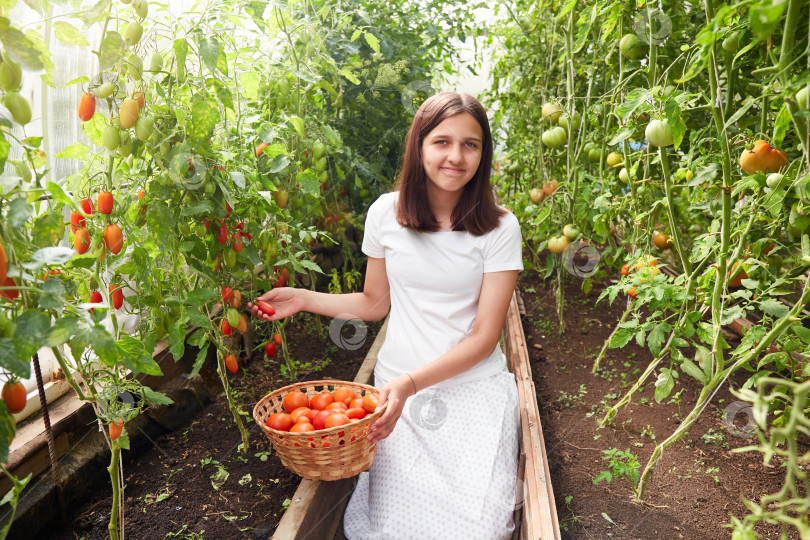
<box><xmin>367</xmin><ymin>375</ymin><xmax>414</xmax><ymax>443</ymax></box>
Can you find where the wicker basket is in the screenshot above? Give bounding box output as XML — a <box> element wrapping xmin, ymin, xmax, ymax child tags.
<box><xmin>253</xmin><ymin>379</ymin><xmax>387</xmax><ymax>481</ymax></box>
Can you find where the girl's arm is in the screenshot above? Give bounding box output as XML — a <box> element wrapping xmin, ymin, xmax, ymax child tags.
<box><xmin>367</xmin><ymin>269</ymin><xmax>519</xmax><ymax>443</ymax></box>
<box><xmin>247</xmin><ymin>257</ymin><xmax>391</xmax><ymax>322</ymax></box>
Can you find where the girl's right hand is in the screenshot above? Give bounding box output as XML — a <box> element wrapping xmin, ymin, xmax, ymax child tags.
<box><xmin>248</xmin><ymin>287</ymin><xmax>305</xmax><ymax>322</ymax></box>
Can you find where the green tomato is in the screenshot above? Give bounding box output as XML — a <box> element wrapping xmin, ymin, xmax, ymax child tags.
<box><xmin>3</xmin><ymin>91</ymin><xmax>31</xmax><ymax>125</ymax></box>
<box><xmin>195</xmin><ymin>223</ymin><xmax>207</xmax><ymax>237</ymax></box>
<box><xmin>178</xmin><ymin>221</ymin><xmax>191</xmax><ymax>236</ymax></box>
<box><xmin>95</xmin><ymin>82</ymin><xmax>115</xmax><ymax>99</ymax></box>
<box><xmin>118</xmin><ymin>132</ymin><xmax>133</xmax><ymax>157</ymax></box>
<box><xmin>315</xmin><ymin>156</ymin><xmax>327</xmax><ymax>172</ymax></box>
<box><xmin>0</xmin><ymin>60</ymin><xmax>22</xmax><ymax>92</ymax></box>
<box><xmin>126</xmin><ymin>53</ymin><xmax>142</xmax><ymax>80</ymax></box>
<box><xmin>124</xmin><ymin>22</ymin><xmax>143</xmax><ymax>45</ymax></box>
<box><xmin>541</xmin><ymin>102</ymin><xmax>563</xmax><ymax>123</ymax></box>
<box><xmin>149</xmin><ymin>53</ymin><xmax>163</xmax><ymax>73</ymax></box>
<box><xmin>730</xmin><ymin>529</ymin><xmax>757</xmax><ymax>540</ymax></box>
<box><xmin>557</xmin><ymin>112</ymin><xmax>581</xmax><ymax>132</ymax></box>
<box><xmin>134</xmin><ymin>116</ymin><xmax>153</xmax><ymax>141</ymax></box>
<box><xmin>562</xmin><ymin>224</ymin><xmax>579</xmax><ymax>241</ymax></box>
<box><xmin>722</xmin><ymin>31</ymin><xmax>740</xmax><ymax>53</ymax></box>
<box><xmin>541</xmin><ymin>126</ymin><xmax>567</xmax><ymax>148</ymax></box>
<box><xmin>619</xmin><ymin>34</ymin><xmax>646</xmax><ymax>60</ymax></box>
<box><xmin>796</xmin><ymin>85</ymin><xmax>809</xmax><ymax>111</ymax></box>
<box><xmin>133</xmin><ymin>0</ymin><xmax>148</xmax><ymax>18</ymax></box>
<box><xmin>588</xmin><ymin>148</ymin><xmax>602</xmax><ymax>162</ymax></box>
<box><xmin>224</xmin><ymin>248</ymin><xmax>237</xmax><ymax>269</ymax></box>
<box><xmin>102</xmin><ymin>125</ymin><xmax>121</xmax><ymax>152</ymax></box>
<box><xmin>645</xmin><ymin>119</ymin><xmax>674</xmax><ymax>147</ymax></box>
<box><xmin>766</xmin><ymin>172</ymin><xmax>788</xmax><ymax>190</ymax></box>
<box><xmin>312</xmin><ymin>140</ymin><xmax>326</xmax><ymax>159</ymax></box>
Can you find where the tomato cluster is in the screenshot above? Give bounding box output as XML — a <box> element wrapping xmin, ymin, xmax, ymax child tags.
<box><xmin>265</xmin><ymin>386</ymin><xmax>379</xmax><ymax>436</ymax></box>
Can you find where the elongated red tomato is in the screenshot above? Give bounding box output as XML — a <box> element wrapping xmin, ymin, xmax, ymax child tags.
<box><xmin>74</xmin><ymin>228</ymin><xmax>91</xmax><ymax>254</ymax></box>
<box><xmin>221</xmin><ymin>319</ymin><xmax>233</xmax><ymax>336</ymax></box>
<box><xmin>225</xmin><ymin>353</ymin><xmax>238</xmax><ymax>374</ymax></box>
<box><xmin>265</xmin><ymin>342</ymin><xmax>276</xmax><ymax>357</ymax></box>
<box><xmin>222</xmin><ymin>286</ymin><xmax>233</xmax><ymax>303</ymax></box>
<box><xmin>78</xmin><ymin>92</ymin><xmax>96</xmax><ymax>122</ymax></box>
<box><xmin>256</xmin><ymin>300</ymin><xmax>276</xmax><ymax>317</ymax></box>
<box><xmin>109</xmin><ymin>284</ymin><xmax>123</xmax><ymax>309</ymax></box>
<box><xmin>0</xmin><ymin>277</ymin><xmax>18</xmax><ymax>301</ymax></box>
<box><xmin>104</xmin><ymin>224</ymin><xmax>123</xmax><ymax>254</ymax></box>
<box><xmin>109</xmin><ymin>418</ymin><xmax>124</xmax><ymax>441</ymax></box>
<box><xmin>97</xmin><ymin>191</ymin><xmax>114</xmax><ymax>215</ymax></box>
<box><xmin>273</xmin><ymin>333</ymin><xmax>283</xmax><ymax>346</ymax></box>
<box><xmin>70</xmin><ymin>210</ymin><xmax>85</xmax><ymax>232</ymax></box>
<box><xmin>2</xmin><ymin>381</ymin><xmax>27</xmax><ymax>413</ymax></box>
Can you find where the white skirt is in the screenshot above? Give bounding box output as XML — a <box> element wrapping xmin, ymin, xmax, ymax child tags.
<box><xmin>343</xmin><ymin>370</ymin><xmax>520</xmax><ymax>539</ymax></box>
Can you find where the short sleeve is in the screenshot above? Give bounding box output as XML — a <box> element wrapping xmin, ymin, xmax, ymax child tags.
<box><xmin>361</xmin><ymin>194</ymin><xmax>387</xmax><ymax>258</ymax></box>
<box><xmin>483</xmin><ymin>211</ymin><xmax>524</xmax><ymax>273</ymax></box>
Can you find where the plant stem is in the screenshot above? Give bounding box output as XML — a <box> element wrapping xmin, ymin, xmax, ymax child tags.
<box><xmin>659</xmin><ymin>146</ymin><xmax>691</xmax><ymax>274</ymax></box>
<box><xmin>107</xmin><ymin>442</ymin><xmax>121</xmax><ymax>540</ymax></box>
<box><xmin>216</xmin><ymin>355</ymin><xmax>249</xmax><ymax>451</ymax></box>
<box><xmin>592</xmin><ymin>303</ymin><xmax>631</xmax><ymax>374</ymax></box>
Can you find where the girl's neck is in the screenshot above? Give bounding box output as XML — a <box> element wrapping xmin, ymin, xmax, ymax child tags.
<box><xmin>426</xmin><ymin>185</ymin><xmax>462</xmax><ymax>229</ymax></box>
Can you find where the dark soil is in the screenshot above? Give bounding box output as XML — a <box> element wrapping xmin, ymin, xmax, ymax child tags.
<box><xmin>45</xmin><ymin>312</ymin><xmax>382</xmax><ymax>540</ymax></box>
<box><xmin>520</xmin><ymin>271</ymin><xmax>804</xmax><ymax>540</ymax></box>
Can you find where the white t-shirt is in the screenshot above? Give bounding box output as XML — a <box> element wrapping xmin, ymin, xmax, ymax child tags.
<box><xmin>361</xmin><ymin>191</ymin><xmax>524</xmax><ymax>388</ymax></box>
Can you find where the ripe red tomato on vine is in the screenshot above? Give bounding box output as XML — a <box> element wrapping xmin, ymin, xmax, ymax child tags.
<box><xmin>2</xmin><ymin>380</ymin><xmax>26</xmax><ymax>413</ymax></box>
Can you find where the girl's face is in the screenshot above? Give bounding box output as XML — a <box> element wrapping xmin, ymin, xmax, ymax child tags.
<box><xmin>421</xmin><ymin>112</ymin><xmax>483</xmax><ymax>197</ymax></box>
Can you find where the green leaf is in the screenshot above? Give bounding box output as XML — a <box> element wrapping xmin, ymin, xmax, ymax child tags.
<box><xmin>0</xmin><ymin>17</ymin><xmax>45</xmax><ymax>70</ymax></box>
<box><xmin>296</xmin><ymin>169</ymin><xmax>320</xmax><ymax>196</ymax></box>
<box><xmin>185</xmin><ymin>288</ymin><xmax>217</xmax><ymax>307</ymax></box>
<box><xmin>13</xmin><ymin>311</ymin><xmax>50</xmax><ymax>366</ymax></box>
<box><xmin>143</xmin><ymin>386</ymin><xmax>174</xmax><ymax>406</ymax></box>
<box><xmin>339</xmin><ymin>68</ymin><xmax>360</xmax><ymax>85</ymax></box>
<box><xmin>185</xmin><ymin>307</ymin><xmax>211</xmax><ymax>329</ymax></box>
<box><xmin>364</xmin><ymin>32</ymin><xmax>380</xmax><ymax>54</ymax></box>
<box><xmin>299</xmin><ymin>259</ymin><xmax>323</xmax><ymax>274</ymax></box>
<box><xmin>198</xmin><ymin>35</ymin><xmax>220</xmax><ymax>74</ymax></box>
<box><xmin>188</xmin><ymin>340</ymin><xmax>209</xmax><ymax>378</ymax></box>
<box><xmin>759</xmin><ymin>298</ymin><xmax>790</xmax><ymax>318</ymax></box>
<box><xmin>647</xmin><ymin>322</ymin><xmax>669</xmax><ymax>357</ymax></box>
<box><xmin>680</xmin><ymin>358</ymin><xmax>707</xmax><ymax>384</ymax></box>
<box><xmin>0</xmin><ymin>401</ymin><xmax>18</xmax><ymax>463</ymax></box>
<box><xmin>188</xmin><ymin>97</ymin><xmax>220</xmax><ymax>142</ymax></box>
<box><xmin>39</xmin><ymin>276</ymin><xmax>66</xmax><ymax>311</ymax></box>
<box><xmin>55</xmin><ymin>142</ymin><xmax>90</xmax><ymax>160</ymax></box>
<box><xmin>53</xmin><ymin>21</ymin><xmax>89</xmax><ymax>46</ymax></box>
<box><xmin>749</xmin><ymin>0</ymin><xmax>787</xmax><ymax>38</ymax></box>
<box><xmin>168</xmin><ymin>317</ymin><xmax>188</xmax><ymax>361</ymax></box>
<box><xmin>180</xmin><ymin>200</ymin><xmax>213</xmax><ymax>217</ymax></box>
<box><xmin>555</xmin><ymin>0</ymin><xmax>577</xmax><ymax>22</ymax></box>
<box><xmin>117</xmin><ymin>335</ymin><xmax>162</xmax><ymax>375</ymax></box>
<box><xmin>654</xmin><ymin>367</ymin><xmax>677</xmax><ymax>403</ymax></box>
<box><xmin>23</xmin><ymin>246</ymin><xmax>74</xmax><ymax>272</ymax></box>
<box><xmin>47</xmin><ymin>317</ymin><xmax>78</xmax><ymax>347</ymax></box>
<box><xmin>664</xmin><ymin>99</ymin><xmax>686</xmax><ymax>149</ymax></box>
<box><xmin>240</xmin><ymin>71</ymin><xmax>260</xmax><ymax>101</ymax></box>
<box><xmin>7</xmin><ymin>196</ymin><xmax>31</xmax><ymax>228</ymax></box>
<box><xmin>610</xmin><ymin>327</ymin><xmax>635</xmax><ymax>349</ymax></box>
<box><xmin>773</xmin><ymin>103</ymin><xmax>791</xmax><ymax>147</ymax></box>
<box><xmin>0</xmin><ymin>338</ymin><xmax>29</xmax><ymax>379</ymax></box>
<box><xmin>99</xmin><ymin>31</ymin><xmax>126</xmax><ymax>71</ymax></box>
<box><xmin>57</xmin><ymin>75</ymin><xmax>89</xmax><ymax>88</ymax></box>
<box><xmin>288</xmin><ymin>116</ymin><xmax>305</xmax><ymax>138</ymax></box>
<box><xmin>81</xmin><ymin>112</ymin><xmax>106</xmax><ymax>147</ymax></box>
<box><xmin>90</xmin><ymin>325</ymin><xmax>117</xmax><ymax>367</ymax></box>
<box><xmin>320</xmin><ymin>124</ymin><xmax>343</xmax><ymax>149</ymax></box>
<box><xmin>350</xmin><ymin>29</ymin><xmax>361</xmax><ymax>42</ymax></box>
<box><xmin>174</xmin><ymin>38</ymin><xmax>188</xmax><ymax>67</ymax></box>
<box><xmin>32</xmin><ymin>211</ymin><xmax>65</xmax><ymax>248</ymax></box>
<box><xmin>269</xmin><ymin>154</ymin><xmax>290</xmax><ymax>173</ymax></box>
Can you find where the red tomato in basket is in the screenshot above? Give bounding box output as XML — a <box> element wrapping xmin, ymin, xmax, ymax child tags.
<box><xmin>266</xmin><ymin>412</ymin><xmax>292</xmax><ymax>431</ymax></box>
<box><xmin>313</xmin><ymin>409</ymin><xmax>335</xmax><ymax>430</ymax></box>
<box><xmin>325</xmin><ymin>413</ymin><xmax>350</xmax><ymax>429</ymax></box>
<box><xmin>345</xmin><ymin>407</ymin><xmax>366</xmax><ymax>420</ymax></box>
<box><xmin>362</xmin><ymin>394</ymin><xmax>379</xmax><ymax>413</ymax></box>
<box><xmin>283</xmin><ymin>390</ymin><xmax>309</xmax><ymax>413</ymax></box>
<box><xmin>289</xmin><ymin>407</ymin><xmax>311</xmax><ymax>424</ymax></box>
<box><xmin>326</xmin><ymin>401</ymin><xmax>348</xmax><ymax>412</ymax></box>
<box><xmin>333</xmin><ymin>386</ymin><xmax>355</xmax><ymax>406</ymax></box>
<box><xmin>290</xmin><ymin>422</ymin><xmax>314</xmax><ymax>433</ymax></box>
<box><xmin>310</xmin><ymin>392</ymin><xmax>334</xmax><ymax>411</ymax></box>
<box><xmin>349</xmin><ymin>397</ymin><xmax>364</xmax><ymax>410</ymax></box>
<box><xmin>305</xmin><ymin>409</ymin><xmax>319</xmax><ymax>423</ymax></box>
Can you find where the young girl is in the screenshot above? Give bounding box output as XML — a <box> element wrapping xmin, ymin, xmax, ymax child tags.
<box><xmin>249</xmin><ymin>91</ymin><xmax>523</xmax><ymax>538</ymax></box>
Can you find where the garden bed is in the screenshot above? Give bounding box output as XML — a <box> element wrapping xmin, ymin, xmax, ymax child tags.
<box><xmin>519</xmin><ymin>271</ymin><xmax>805</xmax><ymax>539</ymax></box>
<box><xmin>38</xmin><ymin>312</ymin><xmax>383</xmax><ymax>540</ymax></box>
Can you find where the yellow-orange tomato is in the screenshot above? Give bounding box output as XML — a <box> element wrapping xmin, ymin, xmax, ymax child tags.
<box><xmin>333</xmin><ymin>386</ymin><xmax>356</xmax><ymax>406</ymax></box>
<box><xmin>289</xmin><ymin>406</ymin><xmax>311</xmax><ymax>424</ymax></box>
<box><xmin>325</xmin><ymin>413</ymin><xmax>350</xmax><ymax>429</ymax></box>
<box><xmin>266</xmin><ymin>412</ymin><xmax>292</xmax><ymax>431</ymax></box>
<box><xmin>728</xmin><ymin>261</ymin><xmax>748</xmax><ymax>288</ymax></box>
<box><xmin>739</xmin><ymin>140</ymin><xmax>788</xmax><ymax>175</ymax></box>
<box><xmin>362</xmin><ymin>394</ymin><xmax>379</xmax><ymax>413</ymax></box>
<box><xmin>282</xmin><ymin>390</ymin><xmax>309</xmax><ymax>413</ymax></box>
<box><xmin>119</xmin><ymin>98</ymin><xmax>140</xmax><ymax>129</ymax></box>
<box><xmin>310</xmin><ymin>392</ymin><xmax>335</xmax><ymax>411</ymax></box>
<box><xmin>236</xmin><ymin>314</ymin><xmax>247</xmax><ymax>333</ymax></box>
<box><xmin>636</xmin><ymin>255</ymin><xmax>657</xmax><ymax>270</ymax></box>
<box><xmin>78</xmin><ymin>92</ymin><xmax>96</xmax><ymax>122</ymax></box>
<box><xmin>104</xmin><ymin>224</ymin><xmax>123</xmax><ymax>254</ymax></box>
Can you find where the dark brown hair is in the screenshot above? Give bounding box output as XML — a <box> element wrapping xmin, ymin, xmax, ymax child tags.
<box><xmin>393</xmin><ymin>91</ymin><xmax>505</xmax><ymax>235</ymax></box>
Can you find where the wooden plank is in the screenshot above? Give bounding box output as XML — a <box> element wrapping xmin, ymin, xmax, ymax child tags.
<box><xmin>271</xmin><ymin>317</ymin><xmax>389</xmax><ymax>540</ymax></box>
<box><xmin>505</xmin><ymin>290</ymin><xmax>562</xmax><ymax>540</ymax></box>
<box><xmin>0</xmin><ymin>433</ymin><xmax>69</xmax><ymax>496</ymax></box>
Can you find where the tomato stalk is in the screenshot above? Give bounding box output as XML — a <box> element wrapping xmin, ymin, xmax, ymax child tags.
<box><xmin>107</xmin><ymin>441</ymin><xmax>122</xmax><ymax>540</ymax></box>
<box><xmin>216</xmin><ymin>353</ymin><xmax>250</xmax><ymax>451</ymax></box>
<box><xmin>637</xmin><ymin>281</ymin><xmax>810</xmax><ymax>500</ymax></box>
<box><xmin>774</xmin><ymin>0</ymin><xmax>809</xmax><ymax>160</ymax></box>
<box><xmin>658</xmin><ymin>146</ymin><xmax>691</xmax><ymax>274</ymax></box>
<box><xmin>50</xmin><ymin>347</ymin><xmax>88</xmax><ymax>401</ymax></box>
<box><xmin>591</xmin><ymin>302</ymin><xmax>632</xmax><ymax>374</ymax></box>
